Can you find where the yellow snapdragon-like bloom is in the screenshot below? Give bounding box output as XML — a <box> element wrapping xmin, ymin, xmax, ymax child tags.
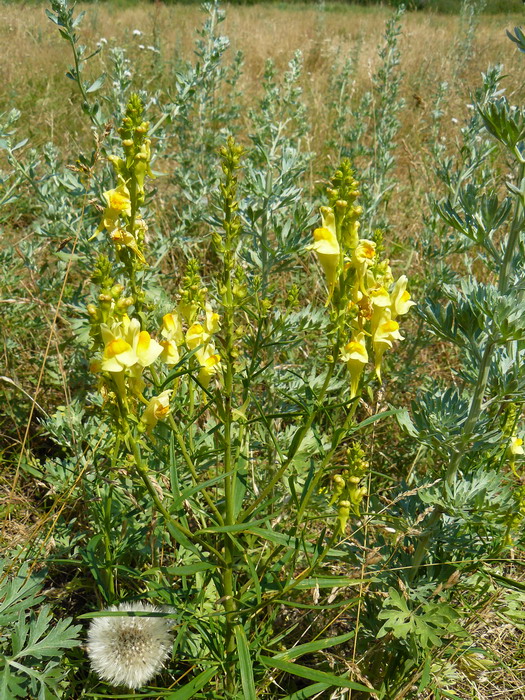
<box><xmin>510</xmin><ymin>436</ymin><xmax>524</xmax><ymax>456</ymax></box>
<box><xmin>204</xmin><ymin>303</ymin><xmax>221</xmax><ymax>335</ymax></box>
<box><xmin>159</xmin><ymin>312</ymin><xmax>184</xmax><ymax>366</ymax></box>
<box><xmin>100</xmin><ymin>318</ymin><xmax>162</xmax><ymax>374</ymax></box>
<box><xmin>161</xmin><ymin>312</ymin><xmax>184</xmax><ymax>345</ymax></box>
<box><xmin>352</xmin><ymin>239</ymin><xmax>376</xmax><ymax>296</ymax></box>
<box><xmin>341</xmin><ymin>332</ymin><xmax>368</xmax><ymax>399</ymax></box>
<box><xmin>109</xmin><ymin>228</ymin><xmax>146</xmax><ymax>265</ymax></box>
<box><xmin>196</xmin><ymin>345</ymin><xmax>221</xmax><ymax>388</ymax></box>
<box><xmin>310</xmin><ymin>207</ymin><xmax>340</xmax><ymax>301</ymax></box>
<box><xmin>186</xmin><ymin>322</ymin><xmax>208</xmax><ymax>351</ymax></box>
<box><xmin>390</xmin><ymin>275</ymin><xmax>416</xmax><ymax>319</ymax></box>
<box><xmin>142</xmin><ymin>390</ymin><xmax>172</xmax><ymax>431</ymax></box>
<box><xmin>372</xmin><ymin>312</ymin><xmax>404</xmax><ymax>380</ymax></box>
<box><xmin>136</xmin><ymin>330</ymin><xmax>163</xmax><ymax>367</ymax></box>
<box><xmin>99</xmin><ymin>178</ymin><xmax>132</xmax><ymax>232</ymax></box>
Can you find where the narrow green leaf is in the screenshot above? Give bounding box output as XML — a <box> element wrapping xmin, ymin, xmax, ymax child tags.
<box><xmin>260</xmin><ymin>656</ymin><xmax>375</xmax><ymax>693</ymax></box>
<box><xmin>282</xmin><ymin>682</ymin><xmax>330</xmax><ymax>700</ymax></box>
<box><xmin>273</xmin><ymin>631</ymin><xmax>355</xmax><ymax>662</ymax></box>
<box><xmin>166</xmin><ymin>667</ymin><xmax>217</xmax><ymax>699</ymax></box>
<box><xmin>143</xmin><ymin>562</ymin><xmax>215</xmax><ymax>577</ymax></box>
<box><xmin>247</xmin><ymin>527</ymin><xmax>342</xmax><ymax>558</ymax></box>
<box><xmin>235</xmin><ymin>626</ymin><xmax>256</xmax><ymax>700</ymax></box>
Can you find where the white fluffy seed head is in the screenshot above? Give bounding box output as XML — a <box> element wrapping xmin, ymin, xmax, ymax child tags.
<box><xmin>87</xmin><ymin>602</ymin><xmax>173</xmax><ymax>689</ymax></box>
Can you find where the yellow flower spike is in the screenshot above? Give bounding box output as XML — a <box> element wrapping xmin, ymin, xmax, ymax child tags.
<box><xmin>204</xmin><ymin>303</ymin><xmax>221</xmax><ymax>335</ymax></box>
<box><xmin>160</xmin><ymin>339</ymin><xmax>180</xmax><ymax>366</ymax></box>
<box><xmin>142</xmin><ymin>390</ymin><xmax>172</xmax><ymax>432</ymax></box>
<box><xmin>390</xmin><ymin>275</ymin><xmax>416</xmax><ymax>320</ymax></box>
<box><xmin>341</xmin><ymin>332</ymin><xmax>369</xmax><ymax>399</ymax></box>
<box><xmin>196</xmin><ymin>345</ymin><xmax>221</xmax><ymax>388</ymax></box>
<box><xmin>186</xmin><ymin>322</ymin><xmax>209</xmax><ymax>351</ymax></box>
<box><xmin>99</xmin><ymin>178</ymin><xmax>132</xmax><ymax>232</ymax></box>
<box><xmin>372</xmin><ymin>312</ymin><xmax>404</xmax><ymax>381</ymax></box>
<box><xmin>109</xmin><ymin>228</ymin><xmax>147</xmax><ymax>265</ymax></box>
<box><xmin>161</xmin><ymin>312</ymin><xmax>184</xmax><ymax>346</ymax></box>
<box><xmin>136</xmin><ymin>330</ymin><xmax>163</xmax><ymax>367</ymax></box>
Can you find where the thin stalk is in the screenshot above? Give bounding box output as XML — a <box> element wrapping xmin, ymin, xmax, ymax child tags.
<box><xmin>222</xmin><ymin>215</ymin><xmax>237</xmax><ymax>698</ymax></box>
<box><xmin>167</xmin><ymin>414</ymin><xmax>224</xmax><ymax>525</ymax></box>
<box><xmin>102</xmin><ymin>481</ymin><xmax>115</xmax><ymax>601</ymax></box>
<box><xmin>238</xmin><ymin>355</ymin><xmax>338</xmax><ymax>524</ymax></box>
<box><xmin>127</xmin><ymin>431</ymin><xmax>226</xmax><ymax>565</ymax></box>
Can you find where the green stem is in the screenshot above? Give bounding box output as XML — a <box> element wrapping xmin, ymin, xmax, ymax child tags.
<box><xmin>222</xmin><ymin>223</ymin><xmax>237</xmax><ymax>698</ymax></box>
<box><xmin>238</xmin><ymin>351</ymin><xmax>339</xmax><ymax>524</ymax></box>
<box><xmin>167</xmin><ymin>414</ymin><xmax>224</xmax><ymax>525</ymax></box>
<box><xmin>128</xmin><ymin>431</ymin><xmax>226</xmax><ymax>565</ymax></box>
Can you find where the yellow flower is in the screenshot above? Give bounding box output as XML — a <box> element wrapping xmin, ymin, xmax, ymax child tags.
<box><xmin>160</xmin><ymin>339</ymin><xmax>180</xmax><ymax>366</ymax></box>
<box><xmin>100</xmin><ymin>318</ymin><xmax>162</xmax><ymax>373</ymax></box>
<box><xmin>99</xmin><ymin>178</ymin><xmax>132</xmax><ymax>232</ymax></box>
<box><xmin>309</xmin><ymin>207</ymin><xmax>340</xmax><ymax>302</ymax></box>
<box><xmin>100</xmin><ymin>323</ymin><xmax>138</xmax><ymax>373</ymax></box>
<box><xmin>351</xmin><ymin>239</ymin><xmax>376</xmax><ymax>296</ymax></box>
<box><xmin>136</xmin><ymin>330</ymin><xmax>163</xmax><ymax>367</ymax></box>
<box><xmin>186</xmin><ymin>322</ymin><xmax>208</xmax><ymax>350</ymax></box>
<box><xmin>161</xmin><ymin>312</ymin><xmax>184</xmax><ymax>346</ymax></box>
<box><xmin>109</xmin><ymin>228</ymin><xmax>146</xmax><ymax>264</ymax></box>
<box><xmin>372</xmin><ymin>312</ymin><xmax>404</xmax><ymax>381</ymax></box>
<box><xmin>204</xmin><ymin>303</ymin><xmax>221</xmax><ymax>335</ymax></box>
<box><xmin>390</xmin><ymin>275</ymin><xmax>415</xmax><ymax>319</ymax></box>
<box><xmin>196</xmin><ymin>345</ymin><xmax>221</xmax><ymax>388</ymax></box>
<box><xmin>341</xmin><ymin>332</ymin><xmax>368</xmax><ymax>399</ymax></box>
<box><xmin>510</xmin><ymin>436</ymin><xmax>524</xmax><ymax>456</ymax></box>
<box><xmin>370</xmin><ymin>287</ymin><xmax>392</xmax><ymax>337</ymax></box>
<box><xmin>142</xmin><ymin>390</ymin><xmax>172</xmax><ymax>431</ymax></box>
<box><xmin>353</xmin><ymin>239</ymin><xmax>376</xmax><ymax>264</ymax></box>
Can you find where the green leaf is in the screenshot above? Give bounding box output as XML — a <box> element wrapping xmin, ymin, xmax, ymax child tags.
<box><xmin>235</xmin><ymin>626</ymin><xmax>256</xmax><ymax>700</ymax></box>
<box><xmin>86</xmin><ymin>75</ymin><xmax>106</xmax><ymax>94</ymax></box>
<box><xmin>273</xmin><ymin>631</ymin><xmax>354</xmax><ymax>661</ymax></box>
<box><xmin>281</xmin><ymin>682</ymin><xmax>330</xmax><ymax>700</ymax></box>
<box><xmin>165</xmin><ymin>667</ymin><xmax>217</xmax><ymax>699</ymax></box>
<box><xmin>259</xmin><ymin>656</ymin><xmax>374</xmax><ymax>693</ymax></box>
<box><xmin>143</xmin><ymin>562</ymin><xmax>215</xmax><ymax>577</ymax></box>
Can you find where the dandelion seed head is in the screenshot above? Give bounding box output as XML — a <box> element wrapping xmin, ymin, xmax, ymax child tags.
<box><xmin>87</xmin><ymin>602</ymin><xmax>173</xmax><ymax>689</ymax></box>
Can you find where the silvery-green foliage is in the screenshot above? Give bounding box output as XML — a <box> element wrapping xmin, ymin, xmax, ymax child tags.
<box><xmin>0</xmin><ymin>562</ymin><xmax>81</xmax><ymax>699</ymax></box>
<box><xmin>162</xmin><ymin>1</ymin><xmax>243</xmax><ymax>258</ymax></box>
<box><xmin>242</xmin><ymin>50</ymin><xmax>314</xmax><ymax>292</ymax></box>
<box><xmin>333</xmin><ymin>6</ymin><xmax>406</xmax><ymax>235</ymax></box>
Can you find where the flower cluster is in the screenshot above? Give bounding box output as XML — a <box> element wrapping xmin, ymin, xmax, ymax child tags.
<box><xmin>87</xmin><ymin>97</ymin><xmax>223</xmax><ymax>433</ymax></box>
<box><xmin>329</xmin><ymin>442</ymin><xmax>369</xmax><ymax>533</ymax></box>
<box><xmin>310</xmin><ymin>161</ymin><xmax>415</xmax><ymax>398</ymax></box>
<box><xmin>160</xmin><ymin>301</ymin><xmax>221</xmax><ymax>389</ymax></box>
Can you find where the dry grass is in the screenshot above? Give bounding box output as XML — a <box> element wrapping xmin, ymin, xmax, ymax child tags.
<box><xmin>2</xmin><ymin>3</ymin><xmax>523</xmax><ymax>143</ymax></box>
